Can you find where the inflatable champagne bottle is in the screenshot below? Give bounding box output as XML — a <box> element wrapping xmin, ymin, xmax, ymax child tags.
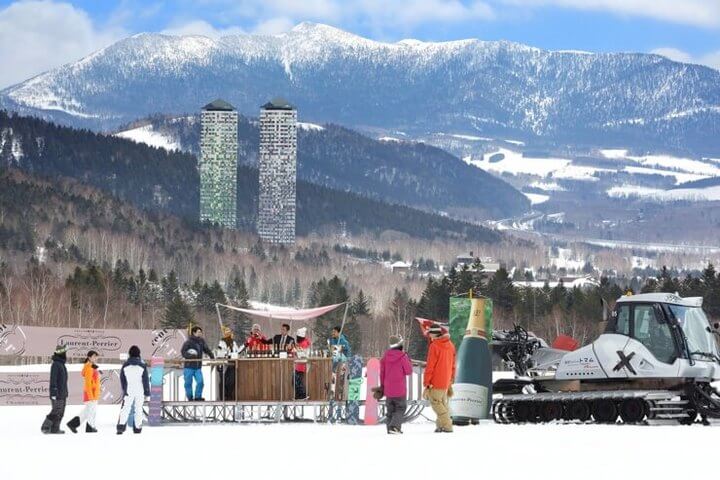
<box><xmin>450</xmin><ymin>297</ymin><xmax>493</xmax><ymax>425</ymax></box>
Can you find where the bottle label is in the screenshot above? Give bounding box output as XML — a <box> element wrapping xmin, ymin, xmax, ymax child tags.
<box><xmin>449</xmin><ymin>383</ymin><xmax>489</xmax><ymax>419</ymax></box>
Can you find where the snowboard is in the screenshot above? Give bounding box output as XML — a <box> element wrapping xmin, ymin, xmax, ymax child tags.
<box><xmin>346</xmin><ymin>355</ymin><xmax>363</xmax><ymax>425</ymax></box>
<box><xmin>364</xmin><ymin>357</ymin><xmax>381</xmax><ymax>425</ymax></box>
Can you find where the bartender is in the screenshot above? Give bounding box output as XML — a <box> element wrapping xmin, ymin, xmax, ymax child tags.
<box><xmin>271</xmin><ymin>323</ymin><xmax>296</xmax><ymax>352</ymax></box>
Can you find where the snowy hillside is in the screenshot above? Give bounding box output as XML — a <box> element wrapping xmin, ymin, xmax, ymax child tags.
<box><xmin>115</xmin><ymin>124</ymin><xmax>180</xmax><ymax>151</ymax></box>
<box><xmin>2</xmin><ymin>22</ymin><xmax>719</xmax><ymax>154</ymax></box>
<box><xmin>461</xmin><ymin>144</ymin><xmax>720</xmax><ymax>208</ymax></box>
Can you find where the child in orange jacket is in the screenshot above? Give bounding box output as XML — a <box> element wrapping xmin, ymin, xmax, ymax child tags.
<box><xmin>67</xmin><ymin>350</ymin><xmax>101</xmax><ymax>433</ymax></box>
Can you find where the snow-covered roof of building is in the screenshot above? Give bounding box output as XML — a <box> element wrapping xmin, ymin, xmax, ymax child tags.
<box><xmin>616</xmin><ymin>293</ymin><xmax>703</xmax><ymax>307</ymax></box>
<box><xmin>262</xmin><ymin>97</ymin><xmax>295</xmax><ymax>110</ymax></box>
<box><xmin>391</xmin><ymin>261</ymin><xmax>412</xmax><ymax>268</ymax></box>
<box><xmin>202</xmin><ymin>98</ymin><xmax>236</xmax><ymax>111</ymax></box>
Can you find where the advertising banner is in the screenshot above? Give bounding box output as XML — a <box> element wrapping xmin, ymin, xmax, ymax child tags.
<box><xmin>0</xmin><ymin>324</ymin><xmax>187</xmax><ymax>359</ymax></box>
<box><xmin>0</xmin><ymin>370</ymin><xmax>123</xmax><ymax>406</ymax></box>
<box><xmin>448</xmin><ymin>297</ymin><xmax>471</xmax><ymax>349</ymax></box>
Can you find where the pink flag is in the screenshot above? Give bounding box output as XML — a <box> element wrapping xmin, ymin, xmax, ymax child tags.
<box><xmin>414</xmin><ymin>317</ymin><xmax>449</xmax><ymax>338</ymax></box>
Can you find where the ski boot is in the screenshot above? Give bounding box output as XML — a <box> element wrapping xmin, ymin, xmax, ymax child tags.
<box><xmin>66</xmin><ymin>416</ymin><xmax>81</xmax><ymax>433</ymax></box>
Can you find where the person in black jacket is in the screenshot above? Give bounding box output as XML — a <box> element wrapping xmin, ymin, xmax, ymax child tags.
<box><xmin>41</xmin><ymin>345</ymin><xmax>69</xmax><ymax>434</ymax></box>
<box><xmin>270</xmin><ymin>323</ymin><xmax>296</xmax><ymax>352</ymax></box>
<box><xmin>181</xmin><ymin>326</ymin><xmax>214</xmax><ymax>401</ymax></box>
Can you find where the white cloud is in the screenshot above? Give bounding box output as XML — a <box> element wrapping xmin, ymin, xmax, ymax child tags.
<box><xmin>651</xmin><ymin>47</ymin><xmax>720</xmax><ymax>71</ymax></box>
<box><xmin>0</xmin><ymin>0</ymin><xmax>125</xmax><ymax>88</ymax></box>
<box><xmin>351</xmin><ymin>0</ymin><xmax>495</xmax><ymax>28</ymax></box>
<box><xmin>161</xmin><ymin>20</ymin><xmax>245</xmax><ymax>38</ymax></box>
<box><xmin>500</xmin><ymin>0</ymin><xmax>720</xmax><ymax>28</ymax></box>
<box><xmin>252</xmin><ymin>17</ymin><xmax>295</xmax><ymax>35</ymax></box>
<box><xmin>201</xmin><ymin>0</ymin><xmax>494</xmax><ymax>32</ymax></box>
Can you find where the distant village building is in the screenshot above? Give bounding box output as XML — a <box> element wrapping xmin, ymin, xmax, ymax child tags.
<box><xmin>513</xmin><ymin>275</ymin><xmax>599</xmax><ymax>289</ymax></box>
<box><xmin>390</xmin><ymin>261</ymin><xmax>412</xmax><ymax>274</ymax></box>
<box><xmin>199</xmin><ymin>99</ymin><xmax>238</xmax><ymax>229</ymax></box>
<box><xmin>456</xmin><ymin>252</ymin><xmax>500</xmax><ymax>274</ymax></box>
<box><xmin>257</xmin><ymin>97</ymin><xmax>297</xmax><ymax>244</ymax></box>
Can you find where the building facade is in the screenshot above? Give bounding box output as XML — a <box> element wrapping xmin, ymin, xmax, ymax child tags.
<box><xmin>257</xmin><ymin>97</ymin><xmax>297</xmax><ymax>244</ymax></box>
<box><xmin>199</xmin><ymin>99</ymin><xmax>238</xmax><ymax>229</ymax></box>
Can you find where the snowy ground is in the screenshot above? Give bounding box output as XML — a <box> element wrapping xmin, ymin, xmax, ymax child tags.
<box><xmin>1</xmin><ymin>405</ymin><xmax>719</xmax><ymax>479</ymax></box>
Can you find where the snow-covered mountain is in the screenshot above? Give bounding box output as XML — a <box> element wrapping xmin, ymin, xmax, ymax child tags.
<box><xmin>2</xmin><ymin>22</ymin><xmax>719</xmax><ymax>154</ymax></box>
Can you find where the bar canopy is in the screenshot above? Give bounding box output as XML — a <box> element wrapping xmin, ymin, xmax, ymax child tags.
<box><xmin>217</xmin><ymin>302</ymin><xmax>345</xmax><ymax>321</ymax></box>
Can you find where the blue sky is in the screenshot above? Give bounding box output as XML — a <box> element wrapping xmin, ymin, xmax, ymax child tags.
<box><xmin>0</xmin><ymin>0</ymin><xmax>718</xmax><ymax>87</ymax></box>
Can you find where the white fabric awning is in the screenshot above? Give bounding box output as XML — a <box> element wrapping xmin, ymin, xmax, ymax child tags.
<box><xmin>217</xmin><ymin>302</ymin><xmax>345</xmax><ymax>321</ymax></box>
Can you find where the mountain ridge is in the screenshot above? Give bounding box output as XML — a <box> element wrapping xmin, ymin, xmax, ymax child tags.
<box><xmin>2</xmin><ymin>22</ymin><xmax>719</xmax><ymax>154</ymax></box>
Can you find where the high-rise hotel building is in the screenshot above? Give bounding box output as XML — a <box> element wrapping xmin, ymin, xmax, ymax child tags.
<box><xmin>257</xmin><ymin>97</ymin><xmax>297</xmax><ymax>244</ymax></box>
<box><xmin>199</xmin><ymin>99</ymin><xmax>238</xmax><ymax>229</ymax></box>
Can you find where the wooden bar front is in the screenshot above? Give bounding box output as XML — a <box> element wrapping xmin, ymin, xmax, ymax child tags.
<box><xmin>235</xmin><ymin>357</ymin><xmax>332</xmax><ymax>401</ymax></box>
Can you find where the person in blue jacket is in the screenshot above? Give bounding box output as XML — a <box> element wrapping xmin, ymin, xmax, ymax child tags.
<box><xmin>181</xmin><ymin>326</ymin><xmax>214</xmax><ymax>401</ymax></box>
<box><xmin>116</xmin><ymin>345</ymin><xmax>150</xmax><ymax>434</ymax></box>
<box><xmin>329</xmin><ymin>326</ymin><xmax>352</xmax><ymax>364</ymax></box>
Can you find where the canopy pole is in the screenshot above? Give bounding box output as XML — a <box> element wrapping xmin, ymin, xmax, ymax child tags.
<box><xmin>215</xmin><ymin>303</ymin><xmax>224</xmax><ymax>332</ymax></box>
<box><xmin>338</xmin><ymin>302</ymin><xmax>350</xmax><ymax>336</ymax></box>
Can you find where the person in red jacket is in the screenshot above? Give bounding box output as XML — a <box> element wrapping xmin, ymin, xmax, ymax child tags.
<box><xmin>293</xmin><ymin>327</ymin><xmax>311</xmax><ymax>400</ymax></box>
<box><xmin>244</xmin><ymin>323</ymin><xmax>269</xmax><ymax>351</ymax></box>
<box><xmin>380</xmin><ymin>335</ymin><xmax>412</xmax><ymax>434</ymax></box>
<box><xmin>423</xmin><ymin>326</ymin><xmax>456</xmax><ymax>433</ymax></box>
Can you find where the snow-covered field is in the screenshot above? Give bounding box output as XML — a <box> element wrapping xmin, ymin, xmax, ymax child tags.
<box><xmin>524</xmin><ymin>192</ymin><xmax>550</xmax><ymax>205</ymax></box>
<box><xmin>115</xmin><ymin>124</ymin><xmax>181</xmax><ymax>151</ymax></box>
<box><xmin>608</xmin><ymin>184</ymin><xmax>720</xmax><ymax>202</ymax></box>
<box><xmin>466</xmin><ymin>148</ymin><xmax>571</xmax><ymax>177</ymax></box>
<box><xmin>1</xmin><ymin>404</ymin><xmax>718</xmax><ymax>480</ymax></box>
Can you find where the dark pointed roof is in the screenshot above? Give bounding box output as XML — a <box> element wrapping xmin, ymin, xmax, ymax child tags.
<box><xmin>261</xmin><ymin>97</ymin><xmax>295</xmax><ymax>110</ymax></box>
<box><xmin>202</xmin><ymin>99</ymin><xmax>236</xmax><ymax>111</ymax></box>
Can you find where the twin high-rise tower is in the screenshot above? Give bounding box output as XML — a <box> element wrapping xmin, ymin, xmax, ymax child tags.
<box><xmin>257</xmin><ymin>97</ymin><xmax>297</xmax><ymax>245</ymax></box>
<box><xmin>199</xmin><ymin>99</ymin><xmax>238</xmax><ymax>229</ymax></box>
<box><xmin>198</xmin><ymin>97</ymin><xmax>297</xmax><ymax>244</ymax></box>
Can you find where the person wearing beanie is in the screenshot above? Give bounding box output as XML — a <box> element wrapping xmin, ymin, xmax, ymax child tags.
<box><xmin>117</xmin><ymin>345</ymin><xmax>150</xmax><ymax>435</ymax></box>
<box><xmin>41</xmin><ymin>345</ymin><xmax>69</xmax><ymax>434</ymax></box>
<box><xmin>380</xmin><ymin>335</ymin><xmax>412</xmax><ymax>434</ymax></box>
<box><xmin>67</xmin><ymin>350</ymin><xmax>101</xmax><ymax>433</ymax></box>
<box><xmin>293</xmin><ymin>327</ymin><xmax>311</xmax><ymax>400</ymax></box>
<box><xmin>424</xmin><ymin>327</ymin><xmax>456</xmax><ymax>433</ymax></box>
<box><xmin>216</xmin><ymin>327</ymin><xmax>239</xmax><ymax>401</ymax></box>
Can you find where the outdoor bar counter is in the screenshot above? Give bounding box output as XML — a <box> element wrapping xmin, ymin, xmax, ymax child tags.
<box><xmin>234</xmin><ymin>357</ymin><xmax>333</xmax><ymax>402</ymax></box>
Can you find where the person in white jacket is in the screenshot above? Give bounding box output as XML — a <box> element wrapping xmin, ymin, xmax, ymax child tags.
<box><xmin>217</xmin><ymin>327</ymin><xmax>240</xmax><ymax>400</ymax></box>
<box><xmin>116</xmin><ymin>345</ymin><xmax>150</xmax><ymax>434</ymax></box>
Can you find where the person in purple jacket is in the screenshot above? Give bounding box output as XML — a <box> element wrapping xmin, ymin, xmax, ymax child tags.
<box><xmin>380</xmin><ymin>335</ymin><xmax>413</xmax><ymax>434</ymax></box>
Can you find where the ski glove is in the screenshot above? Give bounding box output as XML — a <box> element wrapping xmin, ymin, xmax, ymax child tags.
<box><xmin>422</xmin><ymin>387</ymin><xmax>431</xmax><ymax>400</ymax></box>
<box><xmin>447</xmin><ymin>386</ymin><xmax>454</xmax><ymax>398</ymax></box>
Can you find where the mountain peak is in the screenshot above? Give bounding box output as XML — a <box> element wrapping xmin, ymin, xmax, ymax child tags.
<box><xmin>2</xmin><ymin>26</ymin><xmax>719</xmax><ymax>155</ymax></box>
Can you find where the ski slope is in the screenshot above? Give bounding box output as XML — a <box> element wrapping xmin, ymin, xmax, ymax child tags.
<box><xmin>114</xmin><ymin>124</ymin><xmax>181</xmax><ymax>151</ymax></box>
<box><xmin>1</xmin><ymin>404</ymin><xmax>718</xmax><ymax>480</ymax></box>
